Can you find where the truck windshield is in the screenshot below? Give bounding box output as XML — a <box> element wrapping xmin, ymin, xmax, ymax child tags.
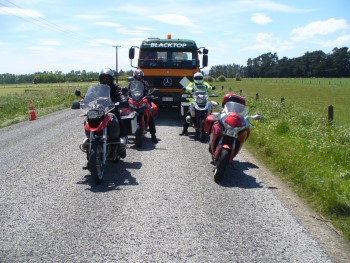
<box><xmin>140</xmin><ymin>49</ymin><xmax>197</xmax><ymax>69</ymax></box>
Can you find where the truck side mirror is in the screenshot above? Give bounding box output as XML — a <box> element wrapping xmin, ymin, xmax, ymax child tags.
<box><xmin>129</xmin><ymin>48</ymin><xmax>135</xmax><ymax>59</ymax></box>
<box><xmin>202</xmin><ymin>54</ymin><xmax>208</xmax><ymax>67</ymax></box>
<box><xmin>203</xmin><ymin>49</ymin><xmax>208</xmax><ymax>55</ymax></box>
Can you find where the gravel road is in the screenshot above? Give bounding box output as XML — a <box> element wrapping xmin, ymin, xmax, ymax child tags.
<box><xmin>1</xmin><ymin>107</ymin><xmax>349</xmax><ymax>262</ymax></box>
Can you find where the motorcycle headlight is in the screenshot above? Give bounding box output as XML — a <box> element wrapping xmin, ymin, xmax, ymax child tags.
<box><xmin>222</xmin><ymin>118</ymin><xmax>245</xmax><ymax>137</ymax></box>
<box><xmin>196</xmin><ymin>95</ymin><xmax>207</xmax><ymax>105</ymax></box>
<box><xmin>130</xmin><ymin>102</ymin><xmax>147</xmax><ymax>109</ymax></box>
<box><xmin>87</xmin><ymin>109</ymin><xmax>105</xmax><ymax>119</ymax></box>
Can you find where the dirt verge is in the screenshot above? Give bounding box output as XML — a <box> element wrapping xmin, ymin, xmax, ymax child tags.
<box><xmin>242</xmin><ymin>149</ymin><xmax>350</xmax><ymax>263</ymax></box>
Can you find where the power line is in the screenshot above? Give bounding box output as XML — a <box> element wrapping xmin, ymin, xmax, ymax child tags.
<box><xmin>1</xmin><ymin>0</ymin><xmax>87</xmax><ymax>41</ymax></box>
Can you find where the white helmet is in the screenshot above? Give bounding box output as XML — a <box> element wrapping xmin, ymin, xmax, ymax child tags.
<box><xmin>193</xmin><ymin>72</ymin><xmax>204</xmax><ymax>84</ymax></box>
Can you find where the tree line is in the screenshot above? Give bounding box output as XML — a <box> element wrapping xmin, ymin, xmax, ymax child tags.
<box><xmin>209</xmin><ymin>47</ymin><xmax>350</xmax><ymax>79</ymax></box>
<box><xmin>1</xmin><ymin>47</ymin><xmax>349</xmax><ymax>84</ymax></box>
<box><xmin>0</xmin><ymin>70</ymin><xmax>135</xmax><ymax>85</ymax></box>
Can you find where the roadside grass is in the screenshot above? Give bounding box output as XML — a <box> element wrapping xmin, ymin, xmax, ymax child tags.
<box><xmin>1</xmin><ymin>79</ymin><xmax>349</xmax><ymax>242</ymax></box>
<box><xmin>0</xmin><ymin>83</ymin><xmax>91</xmax><ymax>127</ymax></box>
<box><xmin>212</xmin><ymin>78</ymin><xmax>350</xmax><ymax>241</ymax></box>
<box><xmin>213</xmin><ymin>78</ymin><xmax>350</xmax><ymax>126</ymax></box>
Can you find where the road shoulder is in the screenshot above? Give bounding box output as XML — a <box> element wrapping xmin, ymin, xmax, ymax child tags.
<box><xmin>241</xmin><ymin>148</ymin><xmax>350</xmax><ymax>263</ymax></box>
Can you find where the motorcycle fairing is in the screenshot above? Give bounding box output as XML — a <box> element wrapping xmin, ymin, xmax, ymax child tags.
<box><xmin>84</xmin><ymin>113</ymin><xmax>114</xmax><ymax>132</ymax></box>
<box><xmin>224</xmin><ymin>112</ymin><xmax>245</xmax><ymax>128</ymax></box>
<box><xmin>150</xmin><ymin>102</ymin><xmax>158</xmax><ymax>120</ymax></box>
<box><xmin>128</xmin><ymin>98</ymin><xmax>149</xmax><ymax>111</ymax></box>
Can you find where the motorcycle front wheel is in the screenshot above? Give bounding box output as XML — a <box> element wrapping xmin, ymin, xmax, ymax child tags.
<box><xmin>214</xmin><ymin>148</ymin><xmax>230</xmax><ymax>183</ymax></box>
<box><xmin>89</xmin><ymin>142</ymin><xmax>104</xmax><ymax>184</ymax></box>
<box><xmin>135</xmin><ymin>127</ymin><xmax>143</xmax><ymax>148</ymax></box>
<box><xmin>199</xmin><ymin>118</ymin><xmax>206</xmax><ymax>142</ymax></box>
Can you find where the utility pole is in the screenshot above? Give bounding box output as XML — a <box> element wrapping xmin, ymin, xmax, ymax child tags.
<box><xmin>112</xmin><ymin>45</ymin><xmax>121</xmax><ymax>83</ymax></box>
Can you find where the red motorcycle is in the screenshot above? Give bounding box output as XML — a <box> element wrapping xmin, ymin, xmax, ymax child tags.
<box><xmin>204</xmin><ymin>94</ymin><xmax>263</xmax><ymax>183</ymax></box>
<box><xmin>120</xmin><ymin>82</ymin><xmax>158</xmax><ymax>148</ymax></box>
<box><xmin>73</xmin><ymin>84</ymin><xmax>127</xmax><ymax>184</ymax></box>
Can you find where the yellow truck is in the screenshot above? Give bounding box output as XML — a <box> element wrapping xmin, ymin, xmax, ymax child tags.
<box><xmin>129</xmin><ymin>34</ymin><xmax>208</xmax><ymax>107</ymax></box>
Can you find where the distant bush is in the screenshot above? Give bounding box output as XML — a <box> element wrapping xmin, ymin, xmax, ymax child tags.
<box><xmin>216</xmin><ymin>75</ymin><xmax>226</xmax><ymax>82</ymax></box>
<box><xmin>204</xmin><ymin>75</ymin><xmax>214</xmax><ymax>82</ymax></box>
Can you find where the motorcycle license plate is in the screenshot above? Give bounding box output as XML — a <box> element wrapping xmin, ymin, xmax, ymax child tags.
<box><xmin>162</xmin><ymin>97</ymin><xmax>173</xmax><ymax>101</ymax></box>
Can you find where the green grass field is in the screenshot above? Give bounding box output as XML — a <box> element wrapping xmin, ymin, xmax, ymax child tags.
<box><xmin>0</xmin><ymin>78</ymin><xmax>349</xmax><ymax>242</ymax></box>
<box><xmin>212</xmin><ymin>78</ymin><xmax>350</xmax><ymax>126</ymax></box>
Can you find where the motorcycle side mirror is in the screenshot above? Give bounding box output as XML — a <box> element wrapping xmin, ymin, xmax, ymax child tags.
<box><xmin>75</xmin><ymin>90</ymin><xmax>81</xmax><ymax>97</ymax></box>
<box><xmin>71</xmin><ymin>101</ymin><xmax>80</xmax><ymax>109</ymax></box>
<box><xmin>151</xmin><ymin>88</ymin><xmax>159</xmax><ymax>96</ymax></box>
<box><xmin>211</xmin><ymin>101</ymin><xmax>221</xmax><ymax>109</ymax></box>
<box><xmin>250</xmin><ymin>113</ymin><xmax>264</xmax><ymax>120</ymax></box>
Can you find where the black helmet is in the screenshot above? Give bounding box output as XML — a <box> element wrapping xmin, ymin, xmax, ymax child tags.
<box><xmin>133</xmin><ymin>69</ymin><xmax>144</xmax><ymax>80</ymax></box>
<box><xmin>99</xmin><ymin>68</ymin><xmax>115</xmax><ymax>84</ymax></box>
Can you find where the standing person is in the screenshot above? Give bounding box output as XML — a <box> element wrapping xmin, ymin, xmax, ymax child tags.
<box><xmin>128</xmin><ymin>69</ymin><xmax>158</xmax><ymax>143</ymax></box>
<box><xmin>179</xmin><ymin>72</ymin><xmax>215</xmax><ymax>136</ymax></box>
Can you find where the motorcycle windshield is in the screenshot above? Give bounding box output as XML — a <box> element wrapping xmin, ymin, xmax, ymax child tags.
<box><xmin>193</xmin><ymin>85</ymin><xmax>208</xmax><ymax>104</ymax></box>
<box><xmin>80</xmin><ymin>84</ymin><xmax>115</xmax><ymax>114</ymax></box>
<box><xmin>224</xmin><ymin>101</ymin><xmax>249</xmax><ymax>116</ymax></box>
<box><xmin>129</xmin><ymin>80</ymin><xmax>144</xmax><ymax>101</ymax></box>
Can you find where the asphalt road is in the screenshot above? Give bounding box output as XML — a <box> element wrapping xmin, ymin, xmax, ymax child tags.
<box><xmin>0</xmin><ymin>107</ymin><xmax>349</xmax><ymax>262</ymax></box>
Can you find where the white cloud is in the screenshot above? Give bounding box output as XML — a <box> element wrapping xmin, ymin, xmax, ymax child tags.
<box><xmin>291</xmin><ymin>18</ymin><xmax>349</xmax><ymax>41</ymax></box>
<box><xmin>0</xmin><ymin>7</ymin><xmax>44</xmax><ymax>18</ymax></box>
<box><xmin>242</xmin><ymin>32</ymin><xmax>292</xmax><ymax>52</ymax></box>
<box><xmin>40</xmin><ymin>40</ymin><xmax>60</xmax><ymax>46</ymax></box>
<box><xmin>322</xmin><ymin>35</ymin><xmax>350</xmax><ymax>47</ymax></box>
<box><xmin>251</xmin><ymin>13</ymin><xmax>272</xmax><ymax>25</ymax></box>
<box><xmin>94</xmin><ymin>22</ymin><xmax>122</xmax><ymax>27</ymax></box>
<box><xmin>252</xmin><ymin>1</ymin><xmax>313</xmax><ymax>13</ymax></box>
<box><xmin>148</xmin><ymin>14</ymin><xmax>197</xmax><ymax>28</ymax></box>
<box><xmin>88</xmin><ymin>39</ymin><xmax>117</xmax><ymax>46</ymax></box>
<box><xmin>27</xmin><ymin>46</ymin><xmax>53</xmax><ymax>51</ymax></box>
<box><xmin>75</xmin><ymin>14</ymin><xmax>106</xmax><ymax>20</ymax></box>
<box><xmin>117</xmin><ymin>28</ymin><xmax>149</xmax><ymax>37</ymax></box>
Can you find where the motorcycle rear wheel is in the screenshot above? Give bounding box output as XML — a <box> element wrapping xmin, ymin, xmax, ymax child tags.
<box><xmin>89</xmin><ymin>142</ymin><xmax>104</xmax><ymax>184</ymax></box>
<box><xmin>214</xmin><ymin>148</ymin><xmax>230</xmax><ymax>183</ymax></box>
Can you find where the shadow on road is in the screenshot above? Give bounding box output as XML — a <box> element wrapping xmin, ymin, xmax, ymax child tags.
<box><xmin>215</xmin><ymin>160</ymin><xmax>263</xmax><ymax>189</ymax></box>
<box><xmin>77</xmin><ymin>160</ymin><xmax>142</xmax><ymax>192</ymax></box>
<box><xmin>155</xmin><ymin>106</ymin><xmax>183</xmax><ymax>127</ymax></box>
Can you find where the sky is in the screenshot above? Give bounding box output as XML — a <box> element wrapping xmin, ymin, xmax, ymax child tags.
<box><xmin>0</xmin><ymin>0</ymin><xmax>349</xmax><ymax>75</ymax></box>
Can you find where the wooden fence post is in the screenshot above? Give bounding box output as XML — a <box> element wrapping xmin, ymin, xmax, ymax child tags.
<box><xmin>328</xmin><ymin>105</ymin><xmax>334</xmax><ymax>123</ymax></box>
